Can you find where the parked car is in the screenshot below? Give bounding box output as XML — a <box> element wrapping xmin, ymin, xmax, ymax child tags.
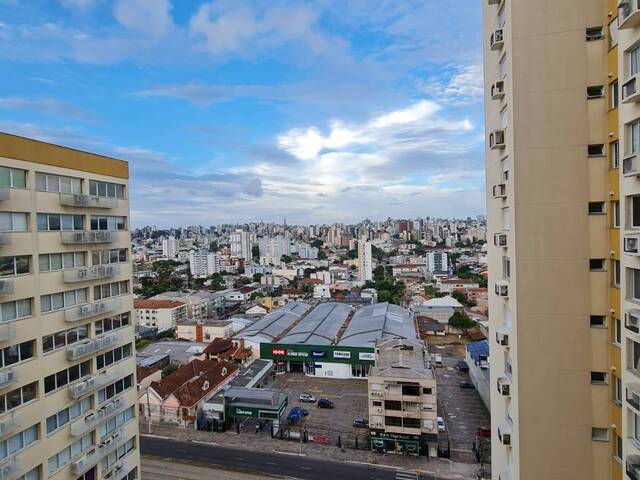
<box><xmin>437</xmin><ymin>416</ymin><xmax>446</xmax><ymax>432</ymax></box>
<box><xmin>459</xmin><ymin>381</ymin><xmax>474</xmax><ymax>389</ymax></box>
<box><xmin>352</xmin><ymin>417</ymin><xmax>368</xmax><ymax>428</ymax></box>
<box><xmin>287</xmin><ymin>406</ymin><xmax>306</xmax><ymax>424</ymax></box>
<box><xmin>457</xmin><ymin>360</ymin><xmax>469</xmax><ymax>372</ymax></box>
<box><xmin>299</xmin><ymin>393</ymin><xmax>316</xmax><ymax>403</ymax></box>
<box><xmin>317</xmin><ymin>398</ymin><xmax>335</xmax><ymax>409</ymax></box>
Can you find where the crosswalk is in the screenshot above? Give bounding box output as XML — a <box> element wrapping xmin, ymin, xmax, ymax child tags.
<box><xmin>395</xmin><ymin>471</ymin><xmax>419</xmax><ymax>480</ymax></box>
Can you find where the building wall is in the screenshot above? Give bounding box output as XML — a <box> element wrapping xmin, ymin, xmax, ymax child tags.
<box><xmin>0</xmin><ymin>134</ymin><xmax>140</xmax><ymax>480</ymax></box>
<box><xmin>484</xmin><ymin>1</ymin><xmax>611</xmax><ymax>479</ymax></box>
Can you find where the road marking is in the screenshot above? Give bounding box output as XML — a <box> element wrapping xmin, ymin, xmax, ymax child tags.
<box><xmin>345</xmin><ymin>460</ymin><xmax>403</xmax><ymax>470</ymax></box>
<box><xmin>300</xmin><ymin>466</ymin><xmax>312</xmax><ymax>470</ymax></box>
<box><xmin>140</xmin><ymin>434</ymin><xmax>173</xmax><ymax>440</ymax></box>
<box><xmin>396</xmin><ymin>473</ymin><xmax>418</xmax><ymax>480</ymax></box>
<box><xmin>273</xmin><ymin>451</ymin><xmax>306</xmax><ymax>456</ymax></box>
<box><xmin>191</xmin><ymin>440</ymin><xmax>219</xmax><ymax>446</ymax></box>
<box><xmin>266</xmin><ymin>462</ymin><xmax>279</xmax><ymax>466</ymax></box>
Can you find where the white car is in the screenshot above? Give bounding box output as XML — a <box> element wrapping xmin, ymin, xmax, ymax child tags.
<box><xmin>437</xmin><ymin>416</ymin><xmax>446</xmax><ymax>432</ymax></box>
<box><xmin>299</xmin><ymin>393</ymin><xmax>316</xmax><ymax>403</ymax></box>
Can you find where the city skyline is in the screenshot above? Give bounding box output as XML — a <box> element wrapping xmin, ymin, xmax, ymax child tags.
<box><xmin>0</xmin><ymin>0</ymin><xmax>485</xmax><ymax>226</ymax></box>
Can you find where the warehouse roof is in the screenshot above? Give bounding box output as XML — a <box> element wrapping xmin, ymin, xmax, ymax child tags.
<box><xmin>278</xmin><ymin>302</ymin><xmax>354</xmax><ymax>345</ymax></box>
<box><xmin>337</xmin><ymin>302</ymin><xmax>416</xmax><ymax>348</ymax></box>
<box><xmin>236</xmin><ymin>301</ymin><xmax>310</xmax><ymax>343</ymax></box>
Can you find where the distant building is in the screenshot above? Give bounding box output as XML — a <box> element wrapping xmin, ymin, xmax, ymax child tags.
<box><xmin>134</xmin><ymin>299</ymin><xmax>188</xmax><ymax>332</ymax></box>
<box><xmin>259</xmin><ymin>235</ymin><xmax>290</xmax><ymax>259</ymax></box>
<box><xmin>297</xmin><ymin>243</ymin><xmax>319</xmax><ymax>259</ymax></box>
<box><xmin>175</xmin><ymin>319</ymin><xmax>235</xmax><ymax>341</ymax></box>
<box><xmin>162</xmin><ymin>236</ymin><xmax>178</xmax><ymax>258</ymax></box>
<box><xmin>189</xmin><ymin>250</ymin><xmax>220</xmax><ymax>278</ymax></box>
<box><xmin>465</xmin><ymin>340</ymin><xmax>490</xmax><ymax>410</ymax></box>
<box><xmin>436</xmin><ymin>277</ymin><xmax>480</xmax><ymax>293</ymax></box>
<box><xmin>152</xmin><ymin>291</ymin><xmax>206</xmax><ymax>319</ymax></box>
<box><xmin>230</xmin><ymin>229</ymin><xmax>253</xmax><ymax>260</ymax></box>
<box><xmin>414</xmin><ymin>295</ymin><xmax>464</xmax><ymax>324</ymax></box>
<box><xmin>425</xmin><ymin>252</ymin><xmax>448</xmax><ymax>273</ymax></box>
<box><xmin>357</xmin><ymin>239</ymin><xmax>373</xmax><ymax>281</ymax></box>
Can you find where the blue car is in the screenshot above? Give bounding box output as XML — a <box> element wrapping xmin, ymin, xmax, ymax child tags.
<box><xmin>287</xmin><ymin>406</ymin><xmax>306</xmax><ymax>424</ymax></box>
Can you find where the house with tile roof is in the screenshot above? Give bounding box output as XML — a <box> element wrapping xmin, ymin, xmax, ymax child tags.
<box><xmin>134</xmin><ymin>298</ymin><xmax>188</xmax><ymax>332</ymax></box>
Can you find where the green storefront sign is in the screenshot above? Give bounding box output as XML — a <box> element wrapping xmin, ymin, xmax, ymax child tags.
<box><xmin>226</xmin><ymin>397</ymin><xmax>288</xmax><ymax>420</ymax></box>
<box><xmin>260</xmin><ymin>343</ymin><xmax>375</xmax><ymax>365</ymax></box>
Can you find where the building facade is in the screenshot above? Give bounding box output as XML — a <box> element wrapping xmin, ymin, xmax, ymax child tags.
<box><xmin>229</xmin><ymin>230</ymin><xmax>252</xmax><ymax>261</ymax></box>
<box><xmin>161</xmin><ymin>236</ymin><xmax>177</xmax><ymax>258</ymax></box>
<box><xmin>188</xmin><ymin>250</ymin><xmax>219</xmax><ymax>278</ymax></box>
<box><xmin>357</xmin><ymin>240</ymin><xmax>373</xmax><ymax>282</ymax></box>
<box><xmin>0</xmin><ymin>132</ymin><xmax>140</xmax><ymax>480</ymax></box>
<box><xmin>483</xmin><ymin>2</ymin><xmax>623</xmax><ymax>479</ymax></box>
<box><xmin>133</xmin><ymin>299</ymin><xmax>187</xmax><ymax>333</ymax></box>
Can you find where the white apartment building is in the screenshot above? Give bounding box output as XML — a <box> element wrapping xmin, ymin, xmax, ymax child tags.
<box><xmin>258</xmin><ymin>236</ymin><xmax>290</xmax><ymax>259</ymax></box>
<box><xmin>133</xmin><ymin>299</ymin><xmax>187</xmax><ymax>333</ymax></box>
<box><xmin>161</xmin><ymin>236</ymin><xmax>177</xmax><ymax>258</ymax></box>
<box><xmin>0</xmin><ymin>132</ymin><xmax>140</xmax><ymax>480</ymax></box>
<box><xmin>188</xmin><ymin>250</ymin><xmax>220</xmax><ymax>278</ymax></box>
<box><xmin>357</xmin><ymin>239</ymin><xmax>373</xmax><ymax>282</ymax></box>
<box><xmin>150</xmin><ymin>292</ymin><xmax>205</xmax><ymax>320</ymax></box>
<box><xmin>229</xmin><ymin>230</ymin><xmax>252</xmax><ymax>261</ymax></box>
<box><xmin>425</xmin><ymin>252</ymin><xmax>448</xmax><ymax>273</ymax></box>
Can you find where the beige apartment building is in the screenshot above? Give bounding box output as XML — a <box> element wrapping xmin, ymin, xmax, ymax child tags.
<box><xmin>0</xmin><ymin>132</ymin><xmax>139</xmax><ymax>480</ymax></box>
<box><xmin>367</xmin><ymin>338</ymin><xmax>438</xmax><ymax>457</ymax></box>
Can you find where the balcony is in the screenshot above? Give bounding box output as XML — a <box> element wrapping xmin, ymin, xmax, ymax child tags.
<box><xmin>491</xmin><ymin>81</ymin><xmax>505</xmax><ymax>100</ymax></box>
<box><xmin>0</xmin><ymin>367</ymin><xmax>17</xmax><ymax>390</ymax></box>
<box><xmin>496</xmin><ymin>327</ymin><xmax>510</xmax><ymax>347</ymax></box>
<box><xmin>624</xmin><ymin>74</ymin><xmax>640</xmax><ymax>104</ymax></box>
<box><xmin>0</xmin><ymin>324</ymin><xmax>15</xmax><ymax>343</ymax></box>
<box><xmin>0</xmin><ymin>280</ymin><xmax>13</xmax><ymax>296</ymax></box>
<box><xmin>487</xmin><ymin>0</ymin><xmax>500</xmax><ymax>4</ymax></box>
<box><xmin>0</xmin><ymin>412</ymin><xmax>20</xmax><ymax>439</ymax></box>
<box><xmin>489</xmin><ymin>129</ymin><xmax>506</xmax><ymax>150</ymax></box>
<box><xmin>64</xmin><ymin>298</ymin><xmax>122</xmax><ymax>323</ymax></box>
<box><xmin>624</xmin><ymin>154</ymin><xmax>640</xmax><ymax>177</ymax></box>
<box><xmin>628</xmin><ymin>310</ymin><xmax>640</xmax><ymax>335</ymax></box>
<box><xmin>490</xmin><ymin>28</ymin><xmax>504</xmax><ymax>50</ymax></box>
<box><xmin>0</xmin><ymin>188</ymin><xmax>8</xmax><ymax>201</ymax></box>
<box><xmin>61</xmin><ymin>231</ymin><xmax>118</xmax><ymax>245</ymax></box>
<box><xmin>498</xmin><ymin>420</ymin><xmax>513</xmax><ymax>447</ymax></box>
<box><xmin>67</xmin><ymin>330</ymin><xmax>122</xmax><ymax>361</ymax></box>
<box><xmin>104</xmin><ymin>460</ymin><xmax>129</xmax><ymax>480</ymax></box>
<box><xmin>71</xmin><ymin>428</ymin><xmax>126</xmax><ymax>476</ymax></box>
<box><xmin>0</xmin><ymin>234</ymin><xmax>9</xmax><ymax>247</ymax></box>
<box><xmin>495</xmin><ymin>280</ymin><xmax>509</xmax><ymax>298</ymax></box>
<box><xmin>68</xmin><ymin>368</ymin><xmax>123</xmax><ymax>400</ymax></box>
<box><xmin>70</xmin><ymin>396</ymin><xmax>127</xmax><ymax>437</ymax></box>
<box><xmin>63</xmin><ymin>264</ymin><xmax>121</xmax><ymax>283</ymax></box>
<box><xmin>619</xmin><ymin>0</ymin><xmax>640</xmax><ymax>29</ymax></box>
<box><xmin>628</xmin><ymin>384</ymin><xmax>640</xmax><ymax>411</ymax></box>
<box><xmin>497</xmin><ymin>377</ymin><xmax>511</xmax><ymax>397</ymax></box>
<box><xmin>626</xmin><ymin>235</ymin><xmax>640</xmax><ymax>256</ymax></box>
<box><xmin>59</xmin><ymin>193</ymin><xmax>118</xmax><ymax>209</ymax></box>
<box><xmin>628</xmin><ymin>455</ymin><xmax>640</xmax><ymax>480</ymax></box>
<box><xmin>0</xmin><ymin>455</ymin><xmax>21</xmax><ymax>480</ymax></box>
<box><xmin>494</xmin><ymin>231</ymin><xmax>507</xmax><ymax>248</ymax></box>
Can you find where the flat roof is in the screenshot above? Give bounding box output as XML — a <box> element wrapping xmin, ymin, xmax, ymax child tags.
<box><xmin>278</xmin><ymin>302</ymin><xmax>354</xmax><ymax>345</ymax></box>
<box><xmin>337</xmin><ymin>302</ymin><xmax>417</xmax><ymax>348</ymax></box>
<box><xmin>137</xmin><ymin>341</ymin><xmax>209</xmax><ymax>364</ymax></box>
<box><xmin>369</xmin><ymin>338</ymin><xmax>434</xmax><ymax>380</ymax></box>
<box><xmin>236</xmin><ymin>302</ymin><xmax>310</xmax><ymax>343</ymax></box>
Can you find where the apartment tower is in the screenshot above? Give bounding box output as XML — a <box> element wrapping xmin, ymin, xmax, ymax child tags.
<box><xmin>483</xmin><ymin>1</ymin><xmax>625</xmax><ymax>479</ymax></box>
<box><xmin>0</xmin><ymin>132</ymin><xmax>140</xmax><ymax>480</ymax></box>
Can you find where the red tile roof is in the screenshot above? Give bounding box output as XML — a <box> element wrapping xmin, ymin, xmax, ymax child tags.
<box><xmin>284</xmin><ymin>289</ymin><xmax>304</xmax><ymax>295</ymax></box>
<box><xmin>134</xmin><ymin>299</ymin><xmax>185</xmax><ymax>310</ymax></box>
<box><xmin>203</xmin><ymin>338</ymin><xmax>234</xmax><ymax>356</ymax></box>
<box><xmin>299</xmin><ymin>278</ymin><xmax>322</xmax><ymax>284</ymax></box>
<box><xmin>239</xmin><ymin>286</ymin><xmax>256</xmax><ymax>293</ymax></box>
<box><xmin>137</xmin><ymin>366</ymin><xmax>161</xmax><ymax>382</ymax></box>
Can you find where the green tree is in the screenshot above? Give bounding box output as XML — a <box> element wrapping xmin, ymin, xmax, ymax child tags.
<box><xmin>311</xmin><ymin>239</ymin><xmax>323</xmax><ymax>249</ymax></box>
<box><xmin>281</xmin><ymin>255</ymin><xmax>292</xmax><ymax>264</ymax></box>
<box><xmin>346</xmin><ymin>249</ymin><xmax>357</xmax><ymax>259</ymax></box>
<box><xmin>161</xmin><ymin>364</ymin><xmax>178</xmax><ymax>378</ymax></box>
<box><xmin>451</xmin><ymin>290</ymin><xmax>475</xmax><ymax>307</ymax></box>
<box><xmin>252</xmin><ymin>273</ymin><xmax>263</xmax><ymax>283</ymax></box>
<box><xmin>448</xmin><ymin>311</ymin><xmax>476</xmax><ymax>330</ymax></box>
<box><xmin>234</xmin><ymin>277</ymin><xmax>251</xmax><ymax>289</ymax></box>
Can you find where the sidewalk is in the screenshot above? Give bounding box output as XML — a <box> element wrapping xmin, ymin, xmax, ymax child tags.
<box><xmin>140</xmin><ymin>422</ymin><xmax>485</xmax><ymax>479</ymax></box>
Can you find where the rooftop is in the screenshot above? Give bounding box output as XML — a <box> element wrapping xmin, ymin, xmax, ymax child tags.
<box><xmin>278</xmin><ymin>302</ymin><xmax>354</xmax><ymax>345</ymax></box>
<box><xmin>137</xmin><ymin>341</ymin><xmax>209</xmax><ymax>364</ymax></box>
<box><xmin>421</xmin><ymin>295</ymin><xmax>463</xmax><ymax>308</ymax></box>
<box><xmin>369</xmin><ymin>338</ymin><xmax>434</xmax><ymax>380</ymax></box>
<box><xmin>134</xmin><ymin>299</ymin><xmax>186</xmax><ymax>310</ymax></box>
<box><xmin>337</xmin><ymin>302</ymin><xmax>417</xmax><ymax>348</ymax></box>
<box><xmin>236</xmin><ymin>302</ymin><xmax>311</xmax><ymax>343</ymax></box>
<box><xmin>176</xmin><ymin>319</ymin><xmax>232</xmax><ymax>327</ymax></box>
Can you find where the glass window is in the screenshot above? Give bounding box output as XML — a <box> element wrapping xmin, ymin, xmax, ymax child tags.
<box><xmin>631</xmin><ymin>45</ymin><xmax>640</xmax><ymax>77</ymax></box>
<box><xmin>611</xmin><ymin>80</ymin><xmax>619</xmax><ymax>109</ymax></box>
<box><xmin>0</xmin><ymin>213</ymin><xmax>28</xmax><ymax>232</ymax></box>
<box><xmin>35</xmin><ymin>173</ymin><xmax>81</xmax><ymax>193</ymax></box>
<box><xmin>0</xmin><ymin>300</ymin><xmax>31</xmax><ymax>323</ymax></box>
<box><xmin>612</xmin><ymin>140</ymin><xmax>620</xmax><ymax>168</ymax></box>
<box><xmin>0</xmin><ymin>168</ymin><xmax>26</xmax><ymax>189</ymax></box>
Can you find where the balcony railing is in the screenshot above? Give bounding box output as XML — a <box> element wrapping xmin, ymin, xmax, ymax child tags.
<box><xmin>0</xmin><ymin>367</ymin><xmax>17</xmax><ymax>390</ymax></box>
<box><xmin>619</xmin><ymin>0</ymin><xmax>640</xmax><ymax>29</ymax></box>
<box><xmin>60</xmin><ymin>231</ymin><xmax>118</xmax><ymax>244</ymax></box>
<box><xmin>70</xmin><ymin>396</ymin><xmax>127</xmax><ymax>437</ymax></box>
<box><xmin>71</xmin><ymin>428</ymin><xmax>126</xmax><ymax>476</ymax></box>
<box><xmin>0</xmin><ymin>455</ymin><xmax>21</xmax><ymax>480</ymax></box>
<box><xmin>0</xmin><ymin>188</ymin><xmax>8</xmax><ymax>202</ymax></box>
<box><xmin>67</xmin><ymin>330</ymin><xmax>122</xmax><ymax>361</ymax></box>
<box><xmin>0</xmin><ymin>234</ymin><xmax>9</xmax><ymax>247</ymax></box>
<box><xmin>63</xmin><ymin>265</ymin><xmax>121</xmax><ymax>283</ymax></box>
<box><xmin>68</xmin><ymin>369</ymin><xmax>123</xmax><ymax>400</ymax></box>
<box><xmin>59</xmin><ymin>193</ymin><xmax>118</xmax><ymax>209</ymax></box>
<box><xmin>104</xmin><ymin>460</ymin><xmax>129</xmax><ymax>480</ymax></box>
<box><xmin>0</xmin><ymin>324</ymin><xmax>15</xmax><ymax>343</ymax></box>
<box><xmin>0</xmin><ymin>281</ymin><xmax>13</xmax><ymax>295</ymax></box>
<box><xmin>64</xmin><ymin>298</ymin><xmax>122</xmax><ymax>323</ymax></box>
<box><xmin>0</xmin><ymin>412</ymin><xmax>19</xmax><ymax>439</ymax></box>
<box><xmin>628</xmin><ymin>455</ymin><xmax>640</xmax><ymax>480</ymax></box>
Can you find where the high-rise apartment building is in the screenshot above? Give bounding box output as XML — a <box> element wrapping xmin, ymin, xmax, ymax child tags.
<box><xmin>483</xmin><ymin>0</ymin><xmax>634</xmax><ymax>478</ymax></box>
<box><xmin>188</xmin><ymin>249</ymin><xmax>220</xmax><ymax>278</ymax></box>
<box><xmin>229</xmin><ymin>229</ymin><xmax>252</xmax><ymax>260</ymax></box>
<box><xmin>358</xmin><ymin>239</ymin><xmax>373</xmax><ymax>282</ymax></box>
<box><xmin>0</xmin><ymin>132</ymin><xmax>139</xmax><ymax>480</ymax></box>
<box><xmin>161</xmin><ymin>236</ymin><xmax>177</xmax><ymax>258</ymax></box>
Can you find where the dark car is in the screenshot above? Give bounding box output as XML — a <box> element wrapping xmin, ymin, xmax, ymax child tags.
<box><xmin>317</xmin><ymin>398</ymin><xmax>335</xmax><ymax>409</ymax></box>
<box><xmin>352</xmin><ymin>417</ymin><xmax>368</xmax><ymax>428</ymax></box>
<box><xmin>457</xmin><ymin>360</ymin><xmax>469</xmax><ymax>372</ymax></box>
<box><xmin>301</xmin><ymin>408</ymin><xmax>309</xmax><ymax>417</ymax></box>
<box><xmin>287</xmin><ymin>406</ymin><xmax>305</xmax><ymax>423</ymax></box>
<box><xmin>459</xmin><ymin>381</ymin><xmax>474</xmax><ymax>389</ymax></box>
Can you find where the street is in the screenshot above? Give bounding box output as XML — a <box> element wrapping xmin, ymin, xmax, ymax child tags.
<box><xmin>140</xmin><ymin>435</ymin><xmax>458</xmax><ymax>480</ymax></box>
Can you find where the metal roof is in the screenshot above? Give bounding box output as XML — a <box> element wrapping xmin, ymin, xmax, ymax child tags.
<box><xmin>337</xmin><ymin>302</ymin><xmax>417</xmax><ymax>348</ymax></box>
<box><xmin>466</xmin><ymin>339</ymin><xmax>489</xmax><ymax>363</ymax></box>
<box><xmin>278</xmin><ymin>302</ymin><xmax>354</xmax><ymax>345</ymax></box>
<box><xmin>236</xmin><ymin>301</ymin><xmax>310</xmax><ymax>343</ymax></box>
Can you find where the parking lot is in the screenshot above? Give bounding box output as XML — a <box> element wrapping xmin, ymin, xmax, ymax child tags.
<box><xmin>429</xmin><ymin>339</ymin><xmax>491</xmax><ymax>464</ymax></box>
<box><xmin>272</xmin><ymin>373</ymin><xmax>369</xmax><ymax>445</ymax></box>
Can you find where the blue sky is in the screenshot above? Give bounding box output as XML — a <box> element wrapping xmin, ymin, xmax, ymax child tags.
<box><xmin>0</xmin><ymin>0</ymin><xmax>485</xmax><ymax>227</ymax></box>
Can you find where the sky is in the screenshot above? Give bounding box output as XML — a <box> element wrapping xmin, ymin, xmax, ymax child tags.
<box><xmin>0</xmin><ymin>0</ymin><xmax>485</xmax><ymax>227</ymax></box>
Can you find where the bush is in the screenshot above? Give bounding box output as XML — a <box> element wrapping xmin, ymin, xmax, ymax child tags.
<box><xmin>449</xmin><ymin>311</ymin><xmax>476</xmax><ymax>330</ymax></box>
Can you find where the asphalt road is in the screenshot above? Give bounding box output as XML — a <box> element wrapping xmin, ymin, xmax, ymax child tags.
<box><xmin>141</xmin><ymin>435</ymin><xmax>445</xmax><ymax>480</ymax></box>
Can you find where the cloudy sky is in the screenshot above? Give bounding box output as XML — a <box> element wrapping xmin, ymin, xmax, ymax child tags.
<box><xmin>0</xmin><ymin>0</ymin><xmax>484</xmax><ymax>227</ymax></box>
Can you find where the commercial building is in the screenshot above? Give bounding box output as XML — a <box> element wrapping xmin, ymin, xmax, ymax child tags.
<box><xmin>368</xmin><ymin>338</ymin><xmax>437</xmax><ymax>457</ymax></box>
<box><xmin>357</xmin><ymin>239</ymin><xmax>373</xmax><ymax>281</ymax></box>
<box><xmin>133</xmin><ymin>299</ymin><xmax>187</xmax><ymax>332</ymax></box>
<box><xmin>175</xmin><ymin>319</ymin><xmax>235</xmax><ymax>342</ymax></box>
<box><xmin>188</xmin><ymin>250</ymin><xmax>219</xmax><ymax>278</ymax></box>
<box><xmin>483</xmin><ymin>2</ymin><xmax>623</xmax><ymax>479</ymax></box>
<box><xmin>0</xmin><ymin>132</ymin><xmax>139</xmax><ymax>479</ymax></box>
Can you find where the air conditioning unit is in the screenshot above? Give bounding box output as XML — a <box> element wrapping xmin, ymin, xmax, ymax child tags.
<box><xmin>495</xmin><ymin>282</ymin><xmax>509</xmax><ymax>298</ymax></box>
<box><xmin>0</xmin><ymin>412</ymin><xmax>18</xmax><ymax>437</ymax></box>
<box><xmin>498</xmin><ymin>426</ymin><xmax>512</xmax><ymax>446</ymax></box>
<box><xmin>490</xmin><ymin>129</ymin><xmax>506</xmax><ymax>150</ymax></box>
<box><xmin>0</xmin><ymin>368</ymin><xmax>16</xmax><ymax>386</ymax></box>
<box><xmin>619</xmin><ymin>0</ymin><xmax>640</xmax><ymax>29</ymax></box>
<box><xmin>623</xmin><ymin>74</ymin><xmax>640</xmax><ymax>103</ymax></box>
<box><xmin>491</xmin><ymin>81</ymin><xmax>505</xmax><ymax>100</ymax></box>
<box><xmin>623</xmin><ymin>154</ymin><xmax>640</xmax><ymax>177</ymax></box>
<box><xmin>487</xmin><ymin>0</ymin><xmax>500</xmax><ymax>4</ymax></box>
<box><xmin>490</xmin><ymin>28</ymin><xmax>504</xmax><ymax>50</ymax></box>
<box><xmin>494</xmin><ymin>232</ymin><xmax>507</xmax><ymax>247</ymax></box>
<box><xmin>497</xmin><ymin>377</ymin><xmax>511</xmax><ymax>397</ymax></box>
<box><xmin>493</xmin><ymin>183</ymin><xmax>507</xmax><ymax>199</ymax></box>
<box><xmin>625</xmin><ymin>235</ymin><xmax>640</xmax><ymax>255</ymax></box>
<box><xmin>626</xmin><ymin>310</ymin><xmax>640</xmax><ymax>333</ymax></box>
<box><xmin>496</xmin><ymin>331</ymin><xmax>509</xmax><ymax>347</ymax></box>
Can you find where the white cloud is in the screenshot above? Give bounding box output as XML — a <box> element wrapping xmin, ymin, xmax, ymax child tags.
<box><xmin>113</xmin><ymin>0</ymin><xmax>173</xmax><ymax>37</ymax></box>
<box><xmin>422</xmin><ymin>64</ymin><xmax>484</xmax><ymax>106</ymax></box>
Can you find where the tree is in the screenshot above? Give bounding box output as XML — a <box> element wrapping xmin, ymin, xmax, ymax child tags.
<box><xmin>281</xmin><ymin>255</ymin><xmax>292</xmax><ymax>264</ymax></box>
<box><xmin>249</xmin><ymin>291</ymin><xmax>264</xmax><ymax>301</ymax></box>
<box><xmin>311</xmin><ymin>239</ymin><xmax>323</xmax><ymax>249</ymax></box>
<box><xmin>451</xmin><ymin>290</ymin><xmax>475</xmax><ymax>307</ymax></box>
<box><xmin>448</xmin><ymin>311</ymin><xmax>476</xmax><ymax>330</ymax></box>
<box><xmin>371</xmin><ymin>245</ymin><xmax>385</xmax><ymax>262</ymax></box>
<box><xmin>373</xmin><ymin>265</ymin><xmax>385</xmax><ymax>281</ymax></box>
<box><xmin>209</xmin><ymin>241</ymin><xmax>218</xmax><ymax>252</ymax></box>
<box><xmin>208</xmin><ymin>273</ymin><xmax>226</xmax><ymax>291</ymax></box>
<box><xmin>317</xmin><ymin>250</ymin><xmax>327</xmax><ymax>260</ymax></box>
<box><xmin>346</xmin><ymin>249</ymin><xmax>357</xmax><ymax>259</ymax></box>
<box><xmin>161</xmin><ymin>364</ymin><xmax>178</xmax><ymax>378</ymax></box>
<box><xmin>234</xmin><ymin>277</ymin><xmax>251</xmax><ymax>289</ymax></box>
<box><xmin>252</xmin><ymin>273</ymin><xmax>263</xmax><ymax>283</ymax></box>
